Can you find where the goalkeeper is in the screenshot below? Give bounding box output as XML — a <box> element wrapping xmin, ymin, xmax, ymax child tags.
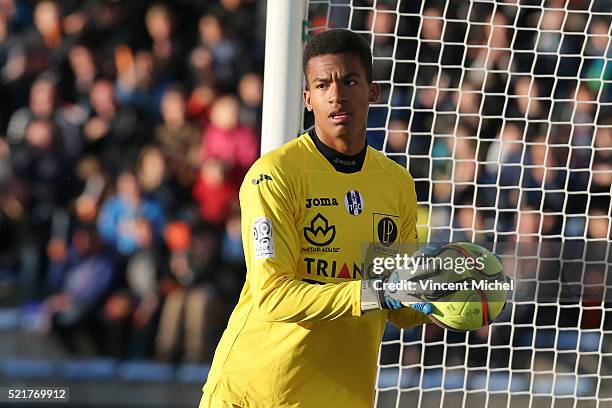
<box><xmin>200</xmin><ymin>29</ymin><xmax>432</xmax><ymax>408</ymax></box>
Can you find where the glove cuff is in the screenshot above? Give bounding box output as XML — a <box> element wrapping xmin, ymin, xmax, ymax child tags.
<box><xmin>360</xmin><ymin>279</ymin><xmax>383</xmax><ymax>311</ymax></box>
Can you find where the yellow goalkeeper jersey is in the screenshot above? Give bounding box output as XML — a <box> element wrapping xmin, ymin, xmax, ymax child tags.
<box><xmin>202</xmin><ymin>132</ymin><xmax>429</xmax><ymax>408</ymax></box>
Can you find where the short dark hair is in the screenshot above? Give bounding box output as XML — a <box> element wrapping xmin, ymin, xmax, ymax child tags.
<box><xmin>303</xmin><ymin>29</ymin><xmax>373</xmax><ymax>86</ymax></box>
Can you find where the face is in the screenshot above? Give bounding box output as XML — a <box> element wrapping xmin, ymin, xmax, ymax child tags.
<box><xmin>90</xmin><ymin>80</ymin><xmax>114</xmax><ymax>115</ymax></box>
<box><xmin>117</xmin><ymin>172</ymin><xmax>140</xmax><ymax>204</ymax></box>
<box><xmin>161</xmin><ymin>91</ymin><xmax>185</xmax><ymax>124</ymax></box>
<box><xmin>30</xmin><ymin>80</ymin><xmax>55</xmax><ymax>117</ymax></box>
<box><xmin>303</xmin><ymin>53</ymin><xmax>378</xmax><ymax>142</ymax></box>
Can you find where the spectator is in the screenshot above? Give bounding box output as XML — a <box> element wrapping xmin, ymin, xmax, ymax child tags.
<box><xmin>192</xmin><ymin>159</ymin><xmax>236</xmax><ymax>227</ymax></box>
<box><xmin>10</xmin><ymin>118</ymin><xmax>76</xmax><ymax>301</ymax></box>
<box><xmin>589</xmin><ymin>161</ymin><xmax>612</xmax><ymax>215</ymax></box>
<box><xmin>500</xmin><ymin>134</ymin><xmax>567</xmax><ymax>213</ymax></box>
<box><xmin>155</xmin><ymin>85</ymin><xmax>201</xmax><ymax>197</ymax></box>
<box><xmin>73</xmin><ymin>159</ymin><xmax>107</xmax><ymax>227</ymax></box>
<box><xmin>6</xmin><ymin>73</ymin><xmax>82</xmax><ymax>160</ymax></box>
<box><xmin>101</xmin><ymin>214</ymin><xmax>161</xmax><ymax>359</ymax></box>
<box><xmin>156</xmin><ymin>221</ymin><xmax>222</xmax><ymax>363</ymax></box>
<box><xmin>11</xmin><ymin>118</ymin><xmax>73</xmax><ymax>233</ymax></box>
<box><xmin>194</xmin><ymin>13</ymin><xmax>241</xmax><ymax>92</ymax></box>
<box><xmin>365</xmin><ymin>5</ymin><xmax>396</xmax><ymax>82</ymax></box>
<box><xmin>0</xmin><ymin>138</ymin><xmax>24</xmax><ymax>300</ymax></box>
<box><xmin>452</xmin><ymin>202</ymin><xmax>485</xmax><ymax>242</ymax></box>
<box><xmin>384</xmin><ymin>119</ymin><xmax>409</xmax><ymax>167</ymax></box>
<box><xmin>84</xmin><ymin>78</ymin><xmax>147</xmax><ymax>173</ymax></box>
<box><xmin>210</xmin><ymin>0</ymin><xmax>260</xmax><ymax>52</ymax></box>
<box><xmin>451</xmin><ymin>83</ymin><xmax>481</xmax><ymax>135</ymax></box>
<box><xmin>97</xmin><ymin>171</ymin><xmax>165</xmax><ymax>257</ymax></box>
<box><xmin>144</xmin><ymin>3</ymin><xmax>184</xmax><ymax>82</ymax></box>
<box><xmin>44</xmin><ymin>226</ymin><xmax>115</xmax><ymax>355</ymax></box>
<box><xmin>236</xmin><ymin>72</ymin><xmax>262</xmax><ymax>131</ymax></box>
<box><xmin>0</xmin><ymin>137</ymin><xmax>11</xmax><ymax>192</ymax></box>
<box><xmin>582</xmin><ymin>17</ymin><xmax>612</xmax><ymax>102</ymax></box>
<box><xmin>67</xmin><ymin>43</ymin><xmax>97</xmax><ymax>108</ymax></box>
<box><xmin>516</xmin><ymin>207</ymin><xmax>542</xmax><ymax>244</ymax></box>
<box><xmin>200</xmin><ymin>95</ymin><xmax>258</xmax><ymax>185</ymax></box>
<box><xmin>485</xmin><ymin>122</ymin><xmax>525</xmax><ymax>177</ymax></box>
<box><xmin>136</xmin><ymin>145</ymin><xmax>177</xmax><ymax>216</ymax></box>
<box><xmin>219</xmin><ymin>208</ymin><xmax>243</xmax><ymax>268</ymax></box>
<box><xmin>7</xmin><ymin>75</ymin><xmax>54</xmax><ymax>143</ymax></box>
<box><xmin>533</xmin><ymin>7</ymin><xmax>567</xmax><ymax>78</ymax></box>
<box><xmin>217</xmin><ymin>208</ymin><xmax>245</xmax><ymax>302</ymax></box>
<box><xmin>417</xmin><ymin>7</ymin><xmax>444</xmax><ymax>82</ymax></box>
<box><xmin>18</xmin><ymin>0</ymin><xmax>65</xmax><ymax>79</ymax></box>
<box><xmin>506</xmin><ymin>76</ymin><xmax>546</xmax><ymax>120</ymax></box>
<box><xmin>186</xmin><ymin>80</ymin><xmax>217</xmax><ymax>129</ymax></box>
<box><xmin>0</xmin><ymin>12</ymin><xmax>17</xmax><ymax>129</ymax></box>
<box><xmin>587</xmin><ymin>209</ymin><xmax>610</xmax><ymax>240</ymax></box>
<box><xmin>592</xmin><ymin>126</ymin><xmax>612</xmax><ymax>166</ymax></box>
<box><xmin>69</xmin><ymin>1</ymin><xmax>127</xmax><ymax>60</ymax></box>
<box><xmin>114</xmin><ymin>46</ymin><xmax>166</xmax><ymax>120</ymax></box>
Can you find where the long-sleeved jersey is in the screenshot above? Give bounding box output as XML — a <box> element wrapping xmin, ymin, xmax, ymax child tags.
<box><xmin>202</xmin><ymin>132</ymin><xmax>429</xmax><ymax>408</ymax></box>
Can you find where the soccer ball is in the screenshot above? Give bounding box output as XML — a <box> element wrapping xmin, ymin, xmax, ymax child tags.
<box><xmin>418</xmin><ymin>242</ymin><xmax>508</xmax><ymax>332</ymax></box>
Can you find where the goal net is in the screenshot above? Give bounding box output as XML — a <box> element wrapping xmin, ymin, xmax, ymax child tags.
<box><xmin>300</xmin><ymin>1</ymin><xmax>611</xmax><ymax>407</ymax></box>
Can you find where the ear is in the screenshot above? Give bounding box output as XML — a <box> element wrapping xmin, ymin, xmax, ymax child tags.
<box><xmin>368</xmin><ymin>82</ymin><xmax>380</xmax><ymax>104</ymax></box>
<box><xmin>303</xmin><ymin>87</ymin><xmax>313</xmax><ymax>112</ymax></box>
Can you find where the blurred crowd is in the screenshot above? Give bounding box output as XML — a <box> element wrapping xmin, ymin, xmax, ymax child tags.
<box><xmin>308</xmin><ymin>0</ymin><xmax>611</xmax><ymax>244</ymax></box>
<box><xmin>0</xmin><ymin>0</ymin><xmax>263</xmax><ymax>362</ymax></box>
<box><xmin>309</xmin><ymin>0</ymin><xmax>612</xmax><ymax>353</ymax></box>
<box><xmin>0</xmin><ymin>0</ymin><xmax>610</xmax><ymax>366</ymax></box>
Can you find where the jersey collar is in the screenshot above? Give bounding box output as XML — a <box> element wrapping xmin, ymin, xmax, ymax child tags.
<box><xmin>308</xmin><ymin>129</ymin><xmax>367</xmax><ymax>174</ymax></box>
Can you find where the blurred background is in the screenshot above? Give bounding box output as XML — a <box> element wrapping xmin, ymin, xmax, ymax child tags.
<box><xmin>0</xmin><ymin>0</ymin><xmax>263</xmax><ymax>406</ymax></box>
<box><xmin>0</xmin><ymin>0</ymin><xmax>610</xmax><ymax>407</ymax></box>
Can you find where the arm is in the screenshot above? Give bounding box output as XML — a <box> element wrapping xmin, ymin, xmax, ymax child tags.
<box><xmin>242</xmin><ymin>164</ymin><xmax>362</xmax><ymax>323</ymax></box>
<box><xmin>387</xmin><ymin>172</ymin><xmax>431</xmax><ymax>328</ymax></box>
<box><xmin>97</xmin><ymin>199</ymin><xmax>119</xmax><ymax>245</ymax></box>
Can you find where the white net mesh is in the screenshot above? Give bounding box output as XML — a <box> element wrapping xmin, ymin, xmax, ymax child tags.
<box><xmin>301</xmin><ymin>1</ymin><xmax>611</xmax><ymax>407</ymax></box>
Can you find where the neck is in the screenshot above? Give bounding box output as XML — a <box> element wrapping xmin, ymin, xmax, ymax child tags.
<box><xmin>313</xmin><ymin>123</ymin><xmax>366</xmax><ymax>155</ymax></box>
<box><xmin>308</xmin><ymin>129</ymin><xmax>367</xmax><ymax>174</ymax></box>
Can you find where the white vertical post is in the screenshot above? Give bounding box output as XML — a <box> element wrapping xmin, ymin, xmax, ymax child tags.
<box><xmin>260</xmin><ymin>0</ymin><xmax>306</xmax><ymax>155</ymax></box>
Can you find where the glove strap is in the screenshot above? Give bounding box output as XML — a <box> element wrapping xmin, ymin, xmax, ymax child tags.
<box><xmin>360</xmin><ymin>279</ymin><xmax>385</xmax><ymax>311</ymax></box>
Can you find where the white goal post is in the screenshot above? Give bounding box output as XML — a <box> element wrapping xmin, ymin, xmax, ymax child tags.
<box><xmin>261</xmin><ymin>1</ymin><xmax>611</xmax><ymax>407</ymax></box>
<box><xmin>260</xmin><ymin>0</ymin><xmax>307</xmax><ymax>154</ymax></box>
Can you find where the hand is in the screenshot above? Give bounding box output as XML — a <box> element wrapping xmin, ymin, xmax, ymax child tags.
<box><xmin>409</xmin><ymin>302</ymin><xmax>434</xmax><ymax>315</ymax></box>
<box><xmin>378</xmin><ymin>296</ymin><xmax>433</xmax><ymax>315</ymax></box>
<box><xmin>133</xmin><ymin>294</ymin><xmax>159</xmax><ymax>327</ymax></box>
<box><xmin>46</xmin><ymin>294</ymin><xmax>73</xmax><ymax>313</ymax></box>
<box><xmin>361</xmin><ymin>276</ymin><xmax>434</xmax><ymax>313</ymax></box>
<box><xmin>84</xmin><ymin>117</ymin><xmax>109</xmax><ymax>141</ymax></box>
<box><xmin>360</xmin><ymin>244</ymin><xmax>447</xmax><ymax>312</ymax></box>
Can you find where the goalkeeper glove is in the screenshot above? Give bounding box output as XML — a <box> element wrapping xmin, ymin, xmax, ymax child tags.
<box><xmin>360</xmin><ymin>244</ymin><xmax>447</xmax><ymax>313</ymax></box>
<box><xmin>360</xmin><ymin>278</ymin><xmax>433</xmax><ymax>313</ymax></box>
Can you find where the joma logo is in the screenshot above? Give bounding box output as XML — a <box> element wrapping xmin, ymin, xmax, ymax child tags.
<box><xmin>305</xmin><ymin>197</ymin><xmax>339</xmax><ymax>208</ymax></box>
<box><xmin>252</xmin><ymin>174</ymin><xmax>272</xmax><ymax>185</ymax></box>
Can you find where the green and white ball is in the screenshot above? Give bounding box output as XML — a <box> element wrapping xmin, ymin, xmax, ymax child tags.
<box><xmin>422</xmin><ymin>242</ymin><xmax>507</xmax><ymax>331</ymax></box>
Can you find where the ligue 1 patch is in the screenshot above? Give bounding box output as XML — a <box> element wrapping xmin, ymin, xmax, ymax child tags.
<box><xmin>253</xmin><ymin>217</ymin><xmax>274</xmax><ymax>259</ymax></box>
<box><xmin>344</xmin><ymin>189</ymin><xmax>364</xmax><ymax>216</ymax></box>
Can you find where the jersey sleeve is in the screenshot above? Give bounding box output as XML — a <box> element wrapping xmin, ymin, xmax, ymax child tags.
<box><xmin>387</xmin><ymin>170</ymin><xmax>430</xmax><ymax>328</ymax></box>
<box><xmin>240</xmin><ymin>163</ymin><xmax>363</xmax><ymax>323</ymax></box>
<box><xmin>400</xmin><ymin>172</ymin><xmax>419</xmax><ymax>246</ymax></box>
